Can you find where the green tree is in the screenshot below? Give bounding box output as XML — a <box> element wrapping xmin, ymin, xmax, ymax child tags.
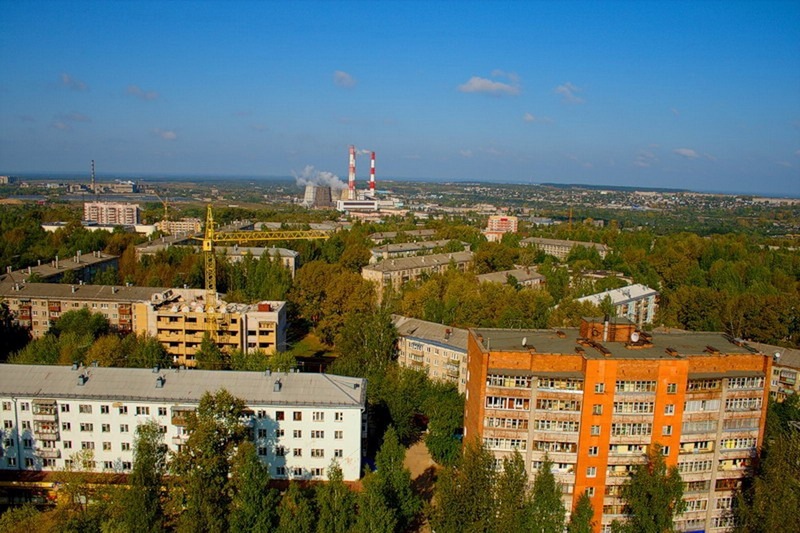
<box><xmin>567</xmin><ymin>491</ymin><xmax>595</xmax><ymax>533</ymax></box>
<box><xmin>423</xmin><ymin>381</ymin><xmax>464</xmax><ymax>466</ymax></box>
<box><xmin>118</xmin><ymin>420</ymin><xmax>167</xmax><ymax>533</ymax></box>
<box><xmin>315</xmin><ymin>462</ymin><xmax>357</xmax><ymax>533</ymax></box>
<box><xmin>612</xmin><ymin>444</ymin><xmax>685</xmax><ymax>533</ymax></box>
<box><xmin>374</xmin><ymin>426</ymin><xmax>420</xmax><ymax>531</ymax></box>
<box><xmin>195</xmin><ymin>333</ymin><xmax>227</xmax><ymax>370</ymax></box>
<box><xmin>493</xmin><ymin>450</ymin><xmax>531</xmax><ymax>533</ymax></box>
<box><xmin>332</xmin><ymin>308</ymin><xmax>397</xmax><ymax>385</ymax></box>
<box><xmin>0</xmin><ymin>504</ymin><xmax>46</xmax><ymax>533</ymax></box>
<box><xmin>529</xmin><ymin>456</ymin><xmax>566</xmax><ymax>533</ymax></box>
<box><xmin>171</xmin><ymin>389</ymin><xmax>248</xmax><ymax>533</ymax></box>
<box><xmin>51</xmin><ymin>308</ymin><xmax>110</xmax><ymax>339</ymax></box>
<box><xmin>276</xmin><ymin>482</ymin><xmax>316</xmax><ymax>533</ymax></box>
<box><xmin>431</xmin><ymin>439</ymin><xmax>496</xmax><ymax>533</ymax></box>
<box><xmin>354</xmin><ymin>471</ymin><xmax>398</xmax><ymax>533</ymax></box>
<box><xmin>124</xmin><ymin>333</ymin><xmax>171</xmax><ymax>369</ymax></box>
<box><xmin>229</xmin><ymin>441</ymin><xmax>279</xmax><ymax>533</ymax></box>
<box><xmin>85</xmin><ymin>334</ymin><xmax>124</xmax><ymax>367</ymax></box>
<box><xmin>0</xmin><ymin>300</ymin><xmax>30</xmax><ymax>362</ymax></box>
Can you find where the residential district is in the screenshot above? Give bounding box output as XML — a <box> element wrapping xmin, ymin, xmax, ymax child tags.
<box><xmin>0</xmin><ymin>170</ymin><xmax>798</xmax><ymax>532</ymax></box>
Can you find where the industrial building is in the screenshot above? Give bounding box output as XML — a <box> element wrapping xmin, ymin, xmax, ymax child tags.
<box><xmin>0</xmin><ymin>282</ymin><xmax>287</xmax><ymax>367</ymax></box>
<box><xmin>0</xmin><ymin>365</ymin><xmax>366</xmax><ymax>482</ymax></box>
<box><xmin>575</xmin><ymin>284</ymin><xmax>658</xmax><ymax>327</ymax></box>
<box><xmin>393</xmin><ymin>315</ymin><xmax>469</xmax><ymax>392</ymax></box>
<box><xmin>83</xmin><ymin>202</ymin><xmax>141</xmax><ymax>225</ymax></box>
<box><xmin>301</xmin><ymin>185</ymin><xmax>334</xmax><ymax>208</ymax></box>
<box><xmin>464</xmin><ymin>319</ymin><xmax>771</xmax><ymax>532</ymax></box>
<box><xmin>521</xmin><ymin>237</ymin><xmax>609</xmax><ymax>261</ymax></box>
<box><xmin>361</xmin><ymin>251</ymin><xmax>473</xmax><ymax>296</ymax></box>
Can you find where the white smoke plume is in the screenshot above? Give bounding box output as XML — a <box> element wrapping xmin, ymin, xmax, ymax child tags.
<box><xmin>356</xmin><ymin>148</ymin><xmax>372</xmax><ymax>156</ymax></box>
<box><xmin>294</xmin><ymin>165</ymin><xmax>347</xmax><ymax>190</ymax></box>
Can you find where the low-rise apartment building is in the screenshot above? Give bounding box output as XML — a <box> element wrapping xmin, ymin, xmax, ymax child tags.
<box><xmin>746</xmin><ymin>341</ymin><xmax>799</xmax><ymax>399</ymax></box>
<box><xmin>156</xmin><ymin>218</ymin><xmax>202</xmax><ymax>235</ymax></box>
<box><xmin>392</xmin><ymin>315</ymin><xmax>469</xmax><ymax>392</ymax></box>
<box><xmin>521</xmin><ymin>237</ymin><xmax>609</xmax><ymax>260</ymax></box>
<box><xmin>369</xmin><ymin>240</ymin><xmax>469</xmax><ymax>264</ymax></box>
<box><xmin>3</xmin><ymin>251</ymin><xmax>119</xmax><ymax>284</ymax></box>
<box><xmin>575</xmin><ymin>284</ymin><xmax>658</xmax><ymax>327</ymax></box>
<box><xmin>361</xmin><ymin>251</ymin><xmax>473</xmax><ymax>296</ymax></box>
<box><xmin>0</xmin><ymin>282</ymin><xmax>287</xmax><ymax>367</ymax></box>
<box><xmin>476</xmin><ymin>267</ymin><xmax>546</xmax><ymax>289</ymax></box>
<box><xmin>0</xmin><ymin>365</ymin><xmax>366</xmax><ymax>481</ymax></box>
<box><xmin>465</xmin><ymin>319</ymin><xmax>771</xmax><ymax>533</ymax></box>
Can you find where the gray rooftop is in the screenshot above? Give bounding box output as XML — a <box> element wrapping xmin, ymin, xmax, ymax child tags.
<box><xmin>471</xmin><ymin>328</ymin><xmax>761</xmax><ymax>360</ymax></box>
<box><xmin>392</xmin><ymin>315</ymin><xmax>468</xmax><ymax>351</ymax></box>
<box><xmin>0</xmin><ymin>281</ymin><xmax>191</xmax><ymax>303</ymax></box>
<box><xmin>476</xmin><ymin>268</ymin><xmax>545</xmax><ymax>285</ymax></box>
<box><xmin>3</xmin><ymin>251</ymin><xmax>118</xmax><ymax>281</ymax></box>
<box><xmin>363</xmin><ymin>251</ymin><xmax>474</xmax><ymax>273</ymax></box>
<box><xmin>746</xmin><ymin>341</ymin><xmax>800</xmax><ymax>370</ymax></box>
<box><xmin>520</xmin><ymin>237</ymin><xmax>609</xmax><ymax>251</ymax></box>
<box><xmin>0</xmin><ymin>364</ymin><xmax>366</xmax><ymax>408</ymax></box>
<box><xmin>371</xmin><ymin>240</ymin><xmax>464</xmax><ymax>255</ymax></box>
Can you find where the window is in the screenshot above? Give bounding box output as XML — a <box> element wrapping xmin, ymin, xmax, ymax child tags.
<box><xmin>335</xmin><ymin>412</ymin><xmax>343</xmax><ymax>422</ymax></box>
<box><xmin>121</xmin><ymin>442</ymin><xmax>131</xmax><ymax>451</ymax></box>
<box><xmin>611</xmin><ymin>423</ymin><xmax>652</xmax><ymax>436</ymax></box>
<box><xmin>613</xmin><ymin>401</ymin><xmax>654</xmax><ymax>414</ymax></box>
<box><xmin>60</xmin><ymin>404</ymin><xmax>70</xmax><ymax>413</ymax></box>
<box><xmin>335</xmin><ymin>430</ymin><xmax>343</xmax><ymax>440</ymax></box>
<box><xmin>1</xmin><ymin>401</ymin><xmax>10</xmax><ymax>411</ymax></box>
<box><xmin>44</xmin><ymin>458</ymin><xmax>56</xmax><ymax>467</ymax></box>
<box><xmin>103</xmin><ymin>461</ymin><xmax>113</xmax><ymax>470</ymax></box>
<box><xmin>311</xmin><ymin>430</ymin><xmax>324</xmax><ymax>439</ymax></box>
<box><xmin>293</xmin><ymin>411</ymin><xmax>302</xmax><ymax>421</ymax></box>
<box><xmin>586</xmin><ymin>487</ymin><xmax>595</xmax><ymax>497</ymax></box>
<box><xmin>7</xmin><ymin>457</ymin><xmax>17</xmax><ymax>467</ymax></box>
<box><xmin>100</xmin><ymin>405</ymin><xmax>109</xmax><ymax>414</ymax></box>
<box><xmin>79</xmin><ymin>404</ymin><xmax>92</xmax><ymax>414</ymax></box>
<box><xmin>122</xmin><ymin>461</ymin><xmax>132</xmax><ymax>470</ymax></box>
<box><xmin>258</xmin><ymin>429</ymin><xmax>268</xmax><ymax>439</ymax></box>
<box><xmin>592</xmin><ymin>404</ymin><xmax>603</xmax><ymax>415</ymax></box>
<box><xmin>533</xmin><ymin>419</ymin><xmax>578</xmax><ymax>432</ymax></box>
<box><xmin>159</xmin><ymin>425</ymin><xmax>167</xmax><ymax>434</ymax></box>
<box><xmin>119</xmin><ymin>406</ymin><xmax>128</xmax><ymax>415</ymax></box>
<box><xmin>334</xmin><ymin>449</ymin><xmax>343</xmax><ymax>458</ymax></box>
<box><xmin>258</xmin><ymin>446</ymin><xmax>268</xmax><ymax>456</ymax></box>
<box><xmin>615</xmin><ymin>380</ymin><xmax>656</xmax><ymax>393</ymax></box>
<box><xmin>276</xmin><ymin>411</ymin><xmax>285</xmax><ymax>421</ymax></box>
<box><xmin>21</xmin><ymin>421</ymin><xmax>30</xmax><ymax>430</ymax></box>
<box><xmin>80</xmin><ymin>423</ymin><xmax>94</xmax><ymax>432</ymax></box>
<box><xmin>587</xmin><ymin>466</ymin><xmax>597</xmax><ymax>478</ymax></box>
<box><xmin>727</xmin><ymin>376</ymin><xmax>765</xmax><ymax>390</ymax></box>
<box><xmin>662</xmin><ymin>445</ymin><xmax>671</xmax><ymax>456</ymax></box>
<box><xmin>81</xmin><ymin>441</ymin><xmax>95</xmax><ymax>450</ymax></box>
<box><xmin>666</xmin><ymin>383</ymin><xmax>677</xmax><ymax>394</ymax></box>
<box><xmin>275</xmin><ymin>446</ymin><xmax>286</xmax><ymax>457</ymax></box>
<box><xmin>663</xmin><ymin>425</ymin><xmax>673</xmax><ymax>436</ymax></box>
<box><xmin>103</xmin><ymin>442</ymin><xmax>112</xmax><ymax>451</ymax></box>
<box><xmin>63</xmin><ymin>441</ymin><xmax>72</xmax><ymax>449</ymax></box>
<box><xmin>20</xmin><ymin>402</ymin><xmax>29</xmax><ymax>411</ymax></box>
<box><xmin>292</xmin><ymin>467</ymin><xmax>303</xmax><ymax>477</ymax></box>
<box><xmin>61</xmin><ymin>422</ymin><xmax>71</xmax><ymax>431</ymax></box>
<box><xmin>588</xmin><ymin>446</ymin><xmax>599</xmax><ymax>456</ymax></box>
<box><xmin>293</xmin><ymin>430</ymin><xmax>302</xmax><ymax>438</ymax></box>
<box><xmin>120</xmin><ymin>424</ymin><xmax>129</xmax><ymax>433</ymax></box>
<box><xmin>293</xmin><ymin>448</ymin><xmax>302</xmax><ymax>457</ymax></box>
<box><xmin>276</xmin><ymin>429</ymin><xmax>284</xmax><ymax>438</ymax></box>
<box><xmin>257</xmin><ymin>410</ymin><xmax>267</xmax><ymax>419</ymax></box>
<box><xmin>276</xmin><ymin>466</ymin><xmax>287</xmax><ymax>476</ymax></box>
<box><xmin>101</xmin><ymin>424</ymin><xmax>110</xmax><ymax>433</ymax></box>
<box><xmin>3</xmin><ymin>420</ymin><xmax>12</xmax><ymax>429</ymax></box>
<box><xmin>136</xmin><ymin>406</ymin><xmax>150</xmax><ymax>416</ymax></box>
<box><xmin>311</xmin><ymin>449</ymin><xmax>324</xmax><ymax>458</ymax></box>
<box><xmin>311</xmin><ymin>467</ymin><xmax>324</xmax><ymax>477</ymax></box>
<box><xmin>483</xmin><ymin>438</ymin><xmax>528</xmax><ymax>451</ymax></box>
<box><xmin>22</xmin><ymin>438</ymin><xmax>32</xmax><ymax>448</ymax></box>
<box><xmin>590</xmin><ymin>425</ymin><xmax>600</xmax><ymax>436</ymax></box>
<box><xmin>312</xmin><ymin>411</ymin><xmax>324</xmax><ymax>422</ymax></box>
<box><xmin>725</xmin><ymin>397</ymin><xmax>762</xmax><ymax>412</ymax></box>
<box><xmin>158</xmin><ymin>407</ymin><xmax>167</xmax><ymax>416</ymax></box>
<box><xmin>664</xmin><ymin>404</ymin><xmax>675</xmax><ymax>415</ymax></box>
<box><xmin>594</xmin><ymin>383</ymin><xmax>605</xmax><ymax>393</ymax></box>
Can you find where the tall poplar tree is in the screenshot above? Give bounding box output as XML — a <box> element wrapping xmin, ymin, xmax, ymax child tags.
<box><xmin>567</xmin><ymin>491</ymin><xmax>595</xmax><ymax>533</ymax></box>
<box><xmin>529</xmin><ymin>456</ymin><xmax>566</xmax><ymax>533</ymax></box>
<box><xmin>120</xmin><ymin>420</ymin><xmax>167</xmax><ymax>533</ymax></box>
<box><xmin>229</xmin><ymin>441</ymin><xmax>278</xmax><ymax>533</ymax></box>
<box><xmin>493</xmin><ymin>450</ymin><xmax>532</xmax><ymax>533</ymax></box>
<box><xmin>276</xmin><ymin>483</ymin><xmax>316</xmax><ymax>533</ymax></box>
<box><xmin>315</xmin><ymin>462</ymin><xmax>356</xmax><ymax>533</ymax></box>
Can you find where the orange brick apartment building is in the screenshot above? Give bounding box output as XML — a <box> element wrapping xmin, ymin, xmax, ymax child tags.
<box><xmin>464</xmin><ymin>318</ymin><xmax>771</xmax><ymax>533</ymax></box>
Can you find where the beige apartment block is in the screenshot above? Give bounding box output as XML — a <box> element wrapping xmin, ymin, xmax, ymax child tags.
<box><xmin>521</xmin><ymin>237</ymin><xmax>609</xmax><ymax>260</ymax></box>
<box><xmin>361</xmin><ymin>251</ymin><xmax>473</xmax><ymax>296</ymax></box>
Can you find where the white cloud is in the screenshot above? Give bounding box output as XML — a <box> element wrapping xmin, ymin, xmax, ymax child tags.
<box><xmin>491</xmin><ymin>69</ymin><xmax>520</xmax><ymax>84</ymax></box>
<box><xmin>460</xmin><ymin>150</ymin><xmax>473</xmax><ymax>158</ymax></box>
<box><xmin>127</xmin><ymin>85</ymin><xmax>159</xmax><ymax>101</ymax></box>
<box><xmin>60</xmin><ymin>73</ymin><xmax>88</xmax><ymax>91</ymax></box>
<box><xmin>153</xmin><ymin>128</ymin><xmax>177</xmax><ymax>140</ymax></box>
<box><xmin>634</xmin><ymin>150</ymin><xmax>658</xmax><ymax>168</ymax></box>
<box><xmin>458</xmin><ymin>76</ymin><xmax>520</xmax><ymax>96</ymax></box>
<box><xmin>333</xmin><ymin>70</ymin><xmax>356</xmax><ymax>88</ymax></box>
<box><xmin>523</xmin><ymin>112</ymin><xmax>552</xmax><ymax>124</ymax></box>
<box><xmin>673</xmin><ymin>148</ymin><xmax>700</xmax><ymax>159</ymax></box>
<box><xmin>554</xmin><ymin>82</ymin><xmax>584</xmax><ymax>103</ymax></box>
<box><xmin>51</xmin><ymin>121</ymin><xmax>70</xmax><ymax>130</ymax></box>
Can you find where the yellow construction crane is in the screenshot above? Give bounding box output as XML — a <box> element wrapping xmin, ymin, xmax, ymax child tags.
<box><xmin>152</xmin><ymin>189</ymin><xmax>170</xmax><ymax>231</ymax></box>
<box><xmin>199</xmin><ymin>204</ymin><xmax>329</xmax><ymax>340</ymax></box>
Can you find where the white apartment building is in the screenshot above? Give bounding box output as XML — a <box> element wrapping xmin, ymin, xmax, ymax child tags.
<box><xmin>393</xmin><ymin>315</ymin><xmax>469</xmax><ymax>393</ymax></box>
<box><xmin>0</xmin><ymin>365</ymin><xmax>366</xmax><ymax>481</ymax></box>
<box><xmin>575</xmin><ymin>283</ymin><xmax>658</xmax><ymax>327</ymax></box>
<box><xmin>83</xmin><ymin>202</ymin><xmax>141</xmax><ymax>225</ymax></box>
<box><xmin>521</xmin><ymin>237</ymin><xmax>609</xmax><ymax>261</ymax></box>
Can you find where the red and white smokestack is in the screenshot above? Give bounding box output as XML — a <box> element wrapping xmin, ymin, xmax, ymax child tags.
<box><xmin>348</xmin><ymin>145</ymin><xmax>356</xmax><ymax>200</ymax></box>
<box><xmin>369</xmin><ymin>151</ymin><xmax>376</xmax><ymax>191</ymax></box>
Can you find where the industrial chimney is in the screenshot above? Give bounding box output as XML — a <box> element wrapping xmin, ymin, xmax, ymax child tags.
<box><xmin>348</xmin><ymin>145</ymin><xmax>356</xmax><ymax>200</ymax></box>
<box><xmin>369</xmin><ymin>151</ymin><xmax>376</xmax><ymax>192</ymax></box>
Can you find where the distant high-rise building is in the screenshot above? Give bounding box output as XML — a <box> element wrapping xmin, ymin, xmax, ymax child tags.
<box><xmin>83</xmin><ymin>201</ymin><xmax>140</xmax><ymax>225</ymax></box>
<box><xmin>483</xmin><ymin>215</ymin><xmax>518</xmax><ymax>242</ymax></box>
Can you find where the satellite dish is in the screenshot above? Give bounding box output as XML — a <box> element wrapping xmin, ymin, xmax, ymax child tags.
<box><xmin>522</xmin><ymin>337</ymin><xmax>528</xmax><ymax>347</ymax></box>
<box><xmin>630</xmin><ymin>331</ymin><xmax>640</xmax><ymax>343</ymax></box>
<box><xmin>774</xmin><ymin>352</ymin><xmax>781</xmax><ymax>361</ymax></box>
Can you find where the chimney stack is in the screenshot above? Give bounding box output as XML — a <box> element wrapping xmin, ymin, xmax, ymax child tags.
<box><xmin>348</xmin><ymin>145</ymin><xmax>356</xmax><ymax>200</ymax></box>
<box><xmin>369</xmin><ymin>151</ymin><xmax>376</xmax><ymax>192</ymax></box>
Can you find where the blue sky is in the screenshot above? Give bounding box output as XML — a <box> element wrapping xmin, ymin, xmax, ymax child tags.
<box><xmin>1</xmin><ymin>0</ymin><xmax>799</xmax><ymax>195</ymax></box>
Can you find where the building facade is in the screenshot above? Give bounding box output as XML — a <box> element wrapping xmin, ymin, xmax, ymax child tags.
<box><xmin>521</xmin><ymin>237</ymin><xmax>609</xmax><ymax>261</ymax></box>
<box><xmin>747</xmin><ymin>341</ymin><xmax>799</xmax><ymax>399</ymax></box>
<box><xmin>575</xmin><ymin>284</ymin><xmax>658</xmax><ymax>327</ymax></box>
<box><xmin>393</xmin><ymin>315</ymin><xmax>469</xmax><ymax>393</ymax></box>
<box><xmin>483</xmin><ymin>215</ymin><xmax>518</xmax><ymax>243</ymax></box>
<box><xmin>156</xmin><ymin>218</ymin><xmax>202</xmax><ymax>235</ymax></box>
<box><xmin>464</xmin><ymin>319</ymin><xmax>771</xmax><ymax>532</ymax></box>
<box><xmin>0</xmin><ymin>365</ymin><xmax>366</xmax><ymax>481</ymax></box>
<box><xmin>361</xmin><ymin>251</ymin><xmax>473</xmax><ymax>296</ymax></box>
<box><xmin>476</xmin><ymin>267</ymin><xmax>546</xmax><ymax>289</ymax></box>
<box><xmin>369</xmin><ymin>240</ymin><xmax>469</xmax><ymax>264</ymax></box>
<box><xmin>83</xmin><ymin>202</ymin><xmax>141</xmax><ymax>225</ymax></box>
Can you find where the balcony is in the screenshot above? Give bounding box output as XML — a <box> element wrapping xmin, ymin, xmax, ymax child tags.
<box><xmin>35</xmin><ymin>448</ymin><xmax>61</xmax><ymax>459</ymax></box>
<box><xmin>172</xmin><ymin>434</ymin><xmax>189</xmax><ymax>445</ymax></box>
<box><xmin>34</xmin><ymin>432</ymin><xmax>59</xmax><ymax>441</ymax></box>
